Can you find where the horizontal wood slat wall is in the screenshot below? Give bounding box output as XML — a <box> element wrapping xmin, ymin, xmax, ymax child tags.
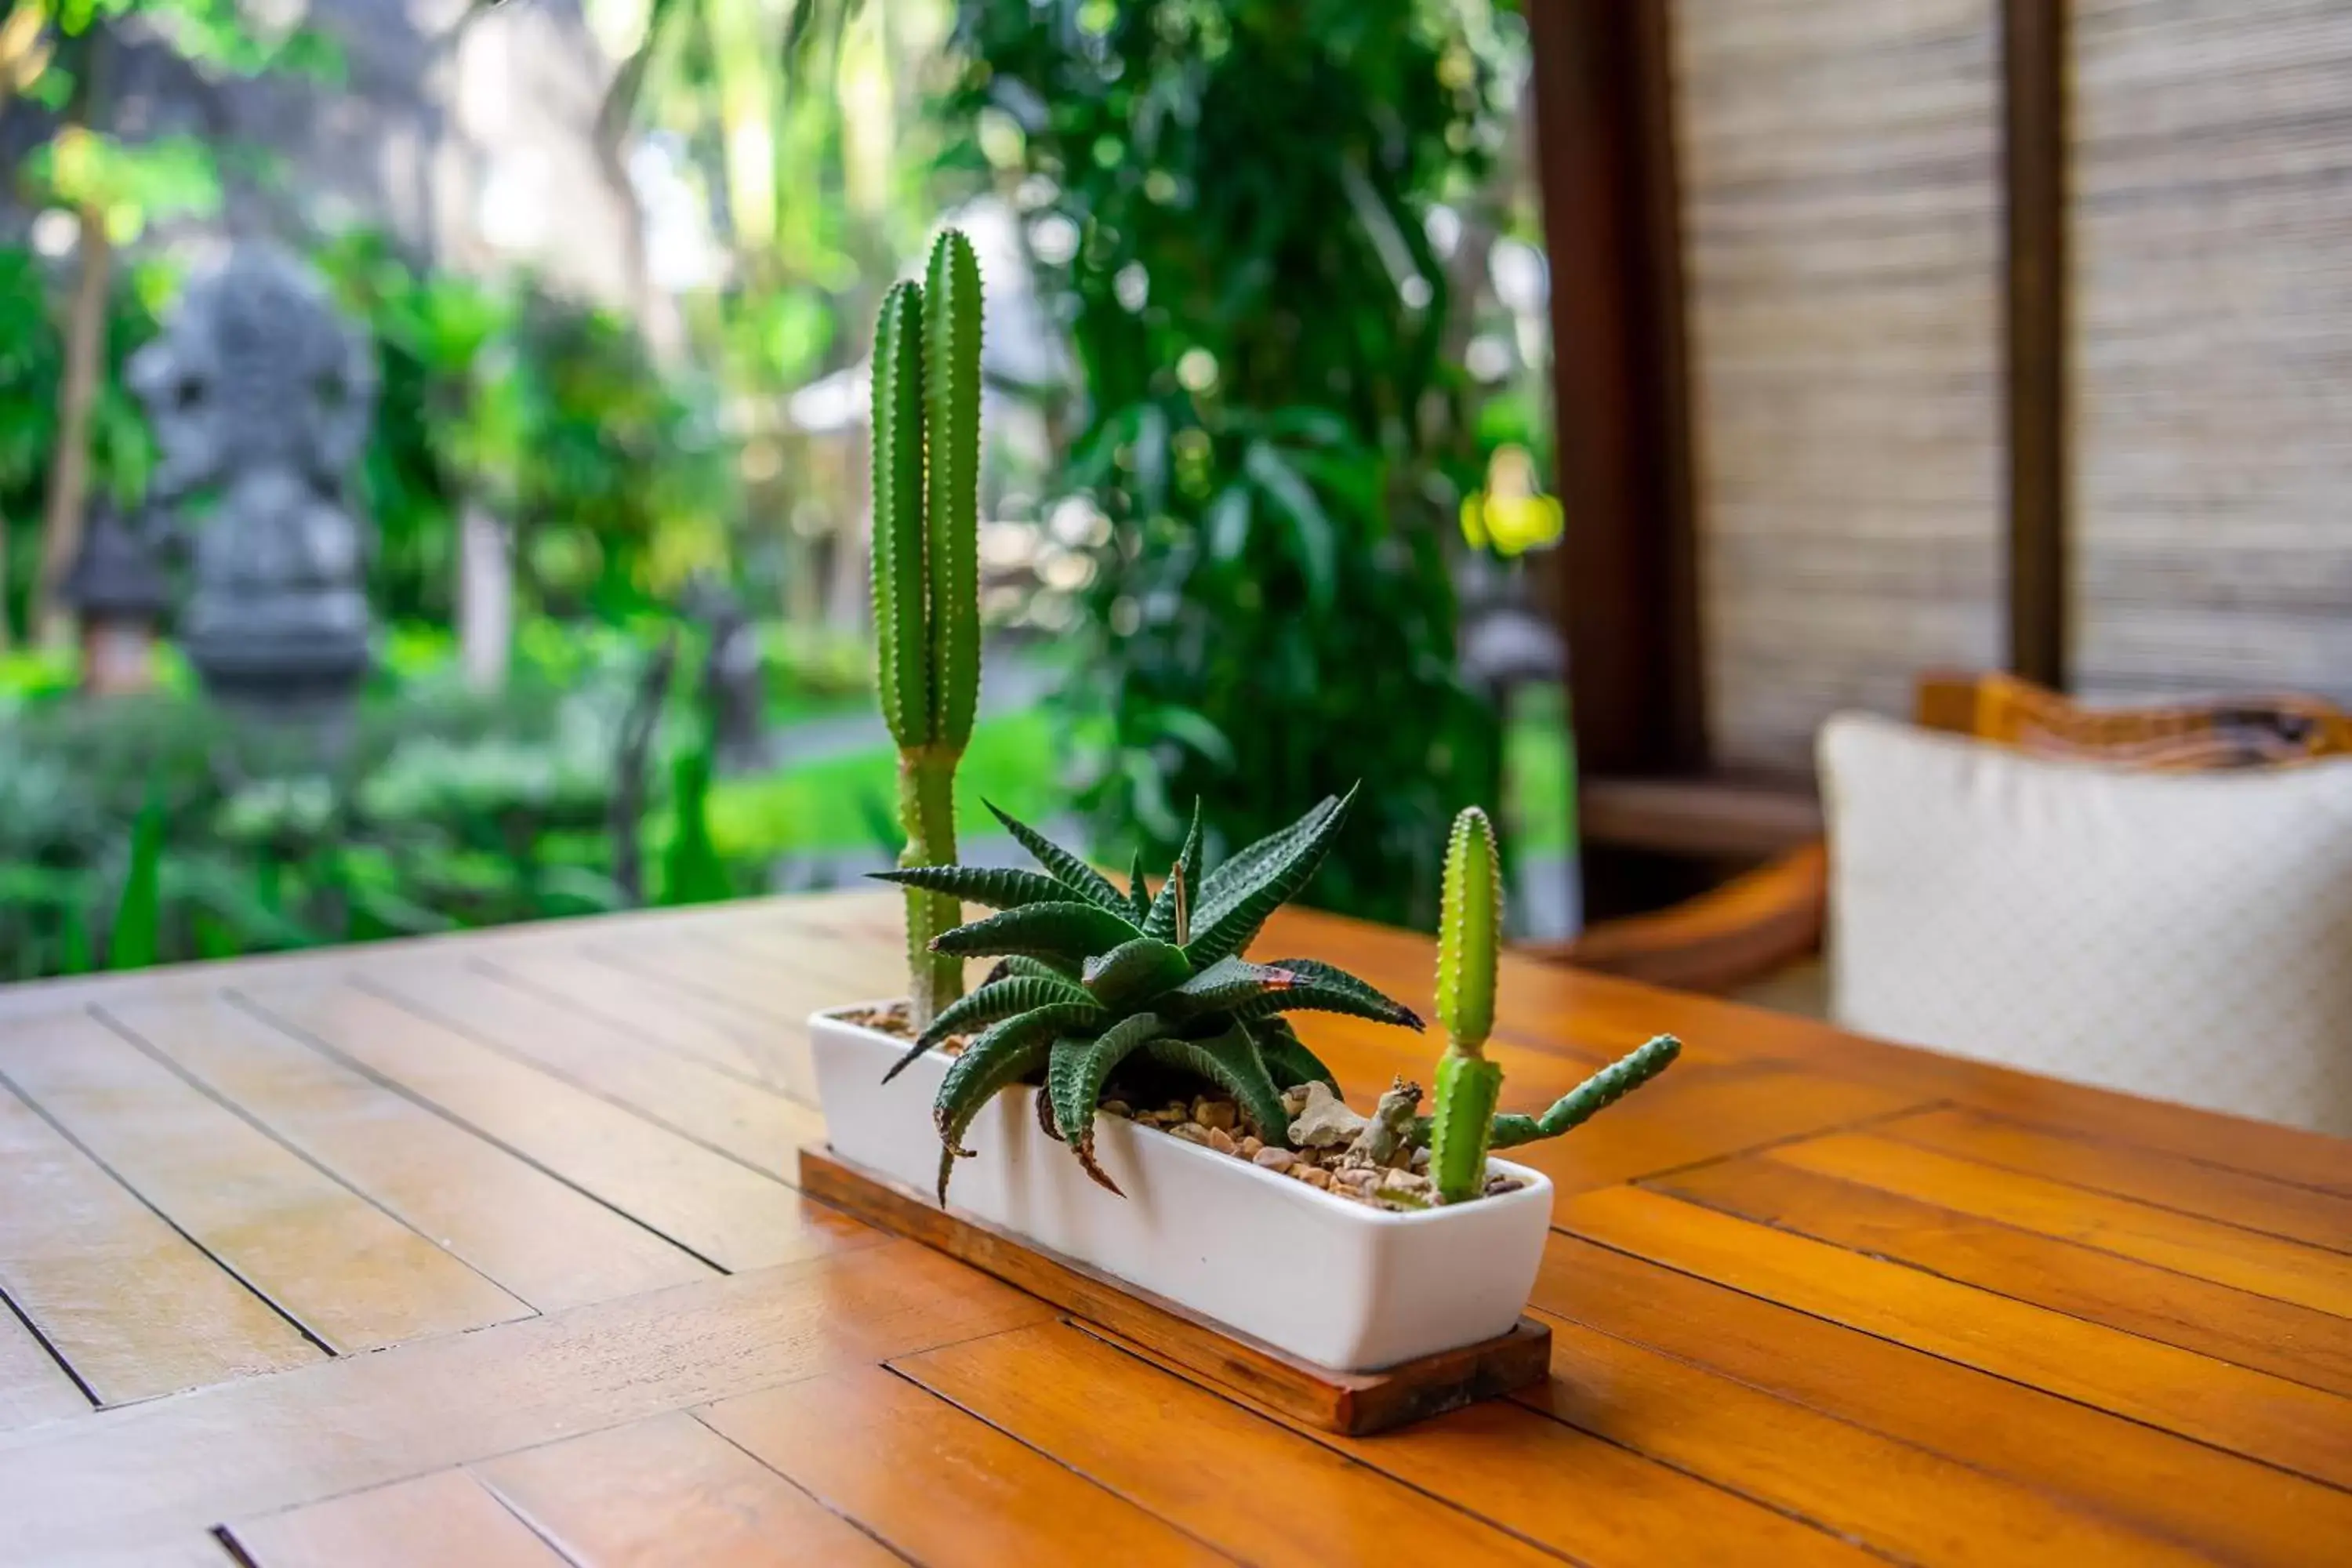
<box><xmin>2069</xmin><ymin>0</ymin><xmax>2352</xmax><ymax>702</ymax></box>
<box><xmin>1672</xmin><ymin>0</ymin><xmax>2008</xmax><ymax>776</ymax></box>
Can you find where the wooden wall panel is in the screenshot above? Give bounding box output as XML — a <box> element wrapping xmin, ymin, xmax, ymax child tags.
<box><xmin>1673</xmin><ymin>0</ymin><xmax>2007</xmax><ymax>775</ymax></box>
<box><xmin>2070</xmin><ymin>0</ymin><xmax>2352</xmax><ymax>702</ymax></box>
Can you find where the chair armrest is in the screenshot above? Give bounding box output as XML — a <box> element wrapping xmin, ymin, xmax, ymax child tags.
<box><xmin>1521</xmin><ymin>840</ymin><xmax>1828</xmax><ymax>996</ymax></box>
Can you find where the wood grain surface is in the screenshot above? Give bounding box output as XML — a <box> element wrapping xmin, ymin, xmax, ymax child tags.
<box><xmin>0</xmin><ymin>891</ymin><xmax>2338</xmax><ymax>1565</ymax></box>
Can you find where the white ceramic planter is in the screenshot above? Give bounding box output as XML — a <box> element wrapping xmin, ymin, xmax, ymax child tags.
<box><xmin>809</xmin><ymin>1004</ymin><xmax>1554</xmax><ymax>1373</ymax></box>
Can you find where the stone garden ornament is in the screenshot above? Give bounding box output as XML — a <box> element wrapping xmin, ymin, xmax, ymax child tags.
<box><xmin>129</xmin><ymin>248</ymin><xmax>378</xmax><ymax>716</ymax></box>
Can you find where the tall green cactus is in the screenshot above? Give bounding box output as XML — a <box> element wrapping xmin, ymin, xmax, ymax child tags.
<box><xmin>1429</xmin><ymin>807</ymin><xmax>1504</xmax><ymax>1201</ymax></box>
<box><xmin>1418</xmin><ymin>805</ymin><xmax>1684</xmax><ymax>1200</ymax></box>
<box><xmin>872</xmin><ymin>230</ymin><xmax>985</xmax><ymax>1028</ymax></box>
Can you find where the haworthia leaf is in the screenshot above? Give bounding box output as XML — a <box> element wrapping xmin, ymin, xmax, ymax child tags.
<box><xmin>934</xmin><ymin>1025</ymin><xmax>1061</xmax><ymax>1203</ymax></box>
<box><xmin>1196</xmin><ymin>795</ymin><xmax>1337</xmax><ymax>924</ymax></box>
<box><xmin>913</xmin><ymin>975</ymin><xmax>1089</xmax><ymax>1053</ymax></box>
<box><xmin>1080</xmin><ymin>938</ymin><xmax>1192</xmax><ymax>1010</ymax></box>
<box><xmin>985</xmin><ymin>802</ymin><xmax>1129</xmax><ymax>913</ymax></box>
<box><xmin>1436</xmin><ymin>806</ymin><xmax>1501</xmax><ymax>1052</ymax></box>
<box><xmin>1044</xmin><ymin>1037</ymin><xmax>1088</xmax><ymax>1142</ymax></box>
<box><xmin>872</xmin><ymin>864</ymin><xmax>1071</xmax><ymax>913</ymax></box>
<box><xmin>1142</xmin><ymin>800</ymin><xmax>1203</xmax><ymax>943</ymax></box>
<box><xmin>1125</xmin><ymin>848</ymin><xmax>1152</xmax><ymax>922</ymax></box>
<box><xmin>1253</xmin><ymin>1018</ymin><xmax>1340</xmax><ymax>1091</ymax></box>
<box><xmin>869</xmin><ymin>280</ymin><xmax>928</xmax><ymax>750</ymax></box>
<box><xmin>988</xmin><ymin>953</ymin><xmax>1081</xmax><ymax>983</ymax></box>
<box><xmin>1236</xmin><ymin>957</ymin><xmax>1421</xmax><ymax>1029</ymax></box>
<box><xmin>1160</xmin><ymin>955</ymin><xmax>1299</xmax><ymax>1016</ymax></box>
<box><xmin>924</xmin><ymin>230</ymin><xmax>983</xmax><ymax>750</ymax></box>
<box><xmin>1058</xmin><ymin>1012</ymin><xmax>1168</xmax><ymax>1193</ymax></box>
<box><xmin>1183</xmin><ymin>783</ymin><xmax>1357</xmax><ymax>967</ymax></box>
<box><xmin>1142</xmin><ymin>1026</ymin><xmax>1290</xmax><ymax>1146</ymax></box>
<box><xmin>931</xmin><ymin>901</ymin><xmax>1140</xmax><ymax>960</ymax></box>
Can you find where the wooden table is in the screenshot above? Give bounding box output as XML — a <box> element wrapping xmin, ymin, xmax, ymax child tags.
<box><xmin>0</xmin><ymin>894</ymin><xmax>2345</xmax><ymax>1566</ymax></box>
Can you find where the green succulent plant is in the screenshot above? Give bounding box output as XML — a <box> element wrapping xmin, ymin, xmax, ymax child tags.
<box><xmin>874</xmin><ymin>788</ymin><xmax>1425</xmax><ymax>1203</ymax></box>
<box><xmin>871</xmin><ymin>229</ymin><xmax>985</xmax><ymax>1029</ymax></box>
<box><xmin>1414</xmin><ymin>804</ymin><xmax>1685</xmax><ymax>1200</ymax></box>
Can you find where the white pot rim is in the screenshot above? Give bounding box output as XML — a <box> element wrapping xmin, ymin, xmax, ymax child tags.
<box><xmin>816</xmin><ymin>999</ymin><xmax>1554</xmax><ymax>1228</ymax></box>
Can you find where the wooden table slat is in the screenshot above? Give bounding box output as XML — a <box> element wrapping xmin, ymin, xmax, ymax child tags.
<box><xmin>225</xmin><ymin>1469</ymin><xmax>565</xmax><ymax>1568</ymax></box>
<box><xmin>473</xmin><ymin>951</ymin><xmax>810</xmax><ymax>1100</ymax></box>
<box><xmin>701</xmin><ymin>1364</ymin><xmax>1226</xmax><ymax>1567</ymax></box>
<box><xmin>1654</xmin><ymin>1155</ymin><xmax>2352</xmax><ymax>1396</ymax></box>
<box><xmin>893</xmin><ymin>1321</ymin><xmax>1565</xmax><ymax>1566</ymax></box>
<box><xmin>106</xmin><ymin>995</ymin><xmax>716</xmax><ymax>1315</ymax></box>
<box><xmin>1880</xmin><ymin>1105</ymin><xmax>2352</xmax><ymax>1253</ymax></box>
<box><xmin>1769</xmin><ymin>1131</ymin><xmax>2352</xmax><ymax>1316</ymax></box>
<box><xmin>0</xmin><ymin>1294</ymin><xmax>89</xmax><ymax>1430</ymax></box>
<box><xmin>474</xmin><ymin>1410</ymin><xmax>899</xmax><ymax>1566</ymax></box>
<box><xmin>241</xmin><ymin>983</ymin><xmax>848</xmax><ymax>1273</ymax></box>
<box><xmin>0</xmin><ymin>1011</ymin><xmax>531</xmax><ymax>1355</ymax></box>
<box><xmin>0</xmin><ymin>1069</ymin><xmax>321</xmax><ymax>1404</ymax></box>
<box><xmin>1562</xmin><ymin>1185</ymin><xmax>2352</xmax><ymax>1490</ymax></box>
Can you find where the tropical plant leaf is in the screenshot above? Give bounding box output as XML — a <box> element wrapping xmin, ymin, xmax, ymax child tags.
<box><xmin>1252</xmin><ymin>1017</ymin><xmax>1339</xmax><ymax>1091</ymax></box>
<box><xmin>1142</xmin><ymin>1025</ymin><xmax>1290</xmax><ymax>1145</ymax></box>
<box><xmin>1183</xmin><ymin>783</ymin><xmax>1356</xmax><ymax>966</ymax></box>
<box><xmin>913</xmin><ymin>973</ymin><xmax>1089</xmax><ymax>1051</ymax></box>
<box><xmin>985</xmin><ymin>801</ymin><xmax>1129</xmax><ymax>913</ymax></box>
<box><xmin>1160</xmin><ymin>955</ymin><xmax>1298</xmax><ymax>1017</ymax></box>
<box><xmin>1080</xmin><ymin>937</ymin><xmax>1192</xmax><ymax>1010</ymax></box>
<box><xmin>1236</xmin><ymin>956</ymin><xmax>1421</xmax><ymax>1029</ymax></box>
<box><xmin>1193</xmin><ymin>793</ymin><xmax>1338</xmax><ymax>932</ymax></box>
<box><xmin>986</xmin><ymin>953</ymin><xmax>1081</xmax><ymax>983</ymax></box>
<box><xmin>933</xmin><ymin>1022</ymin><xmax>1065</xmax><ymax>1203</ymax></box>
<box><xmin>872</xmin><ymin>864</ymin><xmax>1071</xmax><ymax>912</ymax></box>
<box><xmin>931</xmin><ymin>901</ymin><xmax>1140</xmax><ymax>961</ymax></box>
<box><xmin>1142</xmin><ymin>799</ymin><xmax>1202</xmax><ymax>942</ymax></box>
<box><xmin>1057</xmin><ymin>1011</ymin><xmax>1168</xmax><ymax>1193</ymax></box>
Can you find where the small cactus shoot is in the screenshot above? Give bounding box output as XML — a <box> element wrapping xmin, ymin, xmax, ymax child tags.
<box><xmin>1415</xmin><ymin>806</ymin><xmax>1685</xmax><ymax>1196</ymax></box>
<box><xmin>871</xmin><ymin>230</ymin><xmax>986</xmax><ymax>1029</ymax></box>
<box><xmin>1429</xmin><ymin>807</ymin><xmax>1505</xmax><ymax>1202</ymax></box>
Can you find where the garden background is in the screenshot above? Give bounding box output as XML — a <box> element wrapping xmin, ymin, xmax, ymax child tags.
<box><xmin>0</xmin><ymin>0</ymin><xmax>1570</xmax><ymax>982</ymax></box>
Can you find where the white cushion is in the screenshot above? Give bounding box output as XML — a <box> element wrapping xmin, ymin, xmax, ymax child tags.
<box><xmin>1819</xmin><ymin>712</ymin><xmax>2352</xmax><ymax>1135</ymax></box>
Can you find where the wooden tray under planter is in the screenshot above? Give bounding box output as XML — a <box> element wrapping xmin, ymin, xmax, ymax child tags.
<box><xmin>799</xmin><ymin>1144</ymin><xmax>1552</xmax><ymax>1436</ymax></box>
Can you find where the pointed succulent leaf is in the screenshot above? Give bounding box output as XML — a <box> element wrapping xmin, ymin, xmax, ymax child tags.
<box><xmin>987</xmin><ymin>953</ymin><xmax>1080</xmax><ymax>983</ymax></box>
<box><xmin>932</xmin><ymin>1024</ymin><xmax>1063</xmax><ymax>1203</ymax></box>
<box><xmin>1142</xmin><ymin>800</ymin><xmax>1203</xmax><ymax>942</ymax></box>
<box><xmin>871</xmin><ymin>865</ymin><xmax>1072</xmax><ymax>913</ymax></box>
<box><xmin>1124</xmin><ymin>848</ymin><xmax>1152</xmax><ymax>922</ymax></box>
<box><xmin>1057</xmin><ymin>1011</ymin><xmax>1168</xmax><ymax>1192</ymax></box>
<box><xmin>1040</xmin><ymin>1040</ymin><xmax>1083</xmax><ymax>1141</ymax></box>
<box><xmin>1436</xmin><ymin>806</ymin><xmax>1501</xmax><ymax>1054</ymax></box>
<box><xmin>924</xmin><ymin>230</ymin><xmax>984</xmax><ymax>751</ymax></box>
<box><xmin>868</xmin><ymin>280</ymin><xmax>928</xmax><ymax>750</ymax></box>
<box><xmin>1252</xmin><ymin>1017</ymin><xmax>1340</xmax><ymax>1091</ymax></box>
<box><xmin>1142</xmin><ymin>1025</ymin><xmax>1290</xmax><ymax>1145</ymax></box>
<box><xmin>913</xmin><ymin>974</ymin><xmax>1088</xmax><ymax>1051</ymax></box>
<box><xmin>1081</xmin><ymin>938</ymin><xmax>1192</xmax><ymax>1010</ymax></box>
<box><xmin>985</xmin><ymin>802</ymin><xmax>1129</xmax><ymax>913</ymax></box>
<box><xmin>1236</xmin><ymin>957</ymin><xmax>1422</xmax><ymax>1030</ymax></box>
<box><xmin>931</xmin><ymin>901</ymin><xmax>1140</xmax><ymax>961</ymax></box>
<box><xmin>1160</xmin><ymin>956</ymin><xmax>1299</xmax><ymax>1017</ymax></box>
<box><xmin>1183</xmin><ymin>784</ymin><xmax>1357</xmax><ymax>967</ymax></box>
<box><xmin>1195</xmin><ymin>794</ymin><xmax>1338</xmax><ymax>927</ymax></box>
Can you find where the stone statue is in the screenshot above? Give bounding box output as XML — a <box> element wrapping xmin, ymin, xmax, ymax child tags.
<box><xmin>128</xmin><ymin>248</ymin><xmax>378</xmax><ymax>713</ymax></box>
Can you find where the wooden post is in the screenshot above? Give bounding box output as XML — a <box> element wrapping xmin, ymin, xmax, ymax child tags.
<box><xmin>2002</xmin><ymin>0</ymin><xmax>2069</xmax><ymax>688</ymax></box>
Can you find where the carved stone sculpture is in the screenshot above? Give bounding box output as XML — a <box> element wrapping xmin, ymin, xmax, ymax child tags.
<box><xmin>128</xmin><ymin>248</ymin><xmax>377</xmax><ymax>713</ymax></box>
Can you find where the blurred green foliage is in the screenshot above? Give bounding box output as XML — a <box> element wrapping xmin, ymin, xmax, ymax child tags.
<box><xmin>944</xmin><ymin>0</ymin><xmax>1518</xmax><ymax>927</ymax></box>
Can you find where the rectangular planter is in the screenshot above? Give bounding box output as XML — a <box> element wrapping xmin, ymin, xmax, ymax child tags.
<box><xmin>810</xmin><ymin>1004</ymin><xmax>1555</xmax><ymax>1374</ymax></box>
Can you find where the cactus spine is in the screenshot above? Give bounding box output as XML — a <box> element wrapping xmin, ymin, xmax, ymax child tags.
<box><xmin>872</xmin><ymin>230</ymin><xmax>985</xmax><ymax>1029</ymax></box>
<box><xmin>1429</xmin><ymin>806</ymin><xmax>1505</xmax><ymax>1202</ymax></box>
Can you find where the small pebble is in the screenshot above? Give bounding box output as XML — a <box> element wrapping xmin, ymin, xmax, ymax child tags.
<box><xmin>1101</xmin><ymin>1101</ymin><xmax>1131</xmax><ymax>1119</ymax></box>
<box><xmin>1237</xmin><ymin>1135</ymin><xmax>1263</xmax><ymax>1159</ymax></box>
<box><xmin>1168</xmin><ymin>1122</ymin><xmax>1214</xmax><ymax>1146</ymax></box>
<box><xmin>1206</xmin><ymin>1126</ymin><xmax>1238</xmax><ymax>1155</ymax></box>
<box><xmin>1382</xmin><ymin>1171</ymin><xmax>1433</xmax><ymax>1194</ymax></box>
<box><xmin>1332</xmin><ymin>1166</ymin><xmax>1378</xmax><ymax>1190</ymax></box>
<box><xmin>1484</xmin><ymin>1173</ymin><xmax>1522</xmax><ymax>1196</ymax></box>
<box><xmin>1253</xmin><ymin>1147</ymin><xmax>1294</xmax><ymax>1171</ymax></box>
<box><xmin>1194</xmin><ymin>1098</ymin><xmax>1237</xmax><ymax>1131</ymax></box>
<box><xmin>1296</xmin><ymin>1166</ymin><xmax>1332</xmax><ymax>1189</ymax></box>
<box><xmin>1279</xmin><ymin>1085</ymin><xmax>1312</xmax><ymax>1117</ymax></box>
<box><xmin>1410</xmin><ymin>1146</ymin><xmax>1431</xmax><ymax>1173</ymax></box>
